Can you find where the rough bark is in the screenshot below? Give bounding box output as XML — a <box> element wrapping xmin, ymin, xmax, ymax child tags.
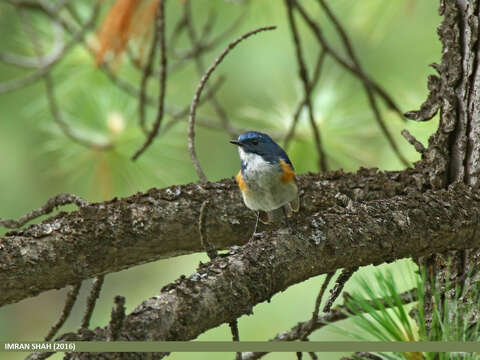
<box><xmin>2</xmin><ymin>168</ymin><xmax>480</xmax><ymax>353</ymax></box>
<box><xmin>0</xmin><ymin>168</ymin><xmax>423</xmax><ymax>306</ymax></box>
<box><xmin>0</xmin><ymin>165</ymin><xmax>478</xmax><ymax>308</ymax></box>
<box><xmin>440</xmin><ymin>0</ymin><xmax>480</xmax><ymax>331</ymax></box>
<box><xmin>58</xmin><ymin>182</ymin><xmax>480</xmax><ymax>360</ymax></box>
<box><xmin>406</xmin><ymin>0</ymin><xmax>480</xmax><ymax>333</ymax></box>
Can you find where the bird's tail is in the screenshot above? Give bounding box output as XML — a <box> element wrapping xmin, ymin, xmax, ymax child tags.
<box><xmin>265</xmin><ymin>207</ymin><xmax>285</xmax><ymax>224</ymax></box>
<box><xmin>289</xmin><ymin>195</ymin><xmax>300</xmax><ymax>212</ymax></box>
<box><xmin>261</xmin><ymin>196</ymin><xmax>300</xmax><ymax>224</ymax></box>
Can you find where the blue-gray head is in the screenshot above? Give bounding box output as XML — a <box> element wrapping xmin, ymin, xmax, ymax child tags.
<box><xmin>230</xmin><ymin>131</ymin><xmax>293</xmax><ymax>167</ymax></box>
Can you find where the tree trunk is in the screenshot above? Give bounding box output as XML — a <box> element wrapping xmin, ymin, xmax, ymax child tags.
<box><xmin>408</xmin><ymin>0</ymin><xmax>480</xmax><ymax>332</ymax></box>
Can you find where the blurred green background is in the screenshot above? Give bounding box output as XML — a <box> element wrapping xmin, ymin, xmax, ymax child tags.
<box><xmin>0</xmin><ymin>0</ymin><xmax>441</xmax><ymax>359</ymax></box>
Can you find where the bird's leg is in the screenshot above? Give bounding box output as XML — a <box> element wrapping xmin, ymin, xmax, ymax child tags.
<box><xmin>282</xmin><ymin>206</ymin><xmax>290</xmax><ymax>228</ymax></box>
<box><xmin>249</xmin><ymin>211</ymin><xmax>262</xmax><ymax>241</ymax></box>
<box><xmin>254</xmin><ymin>211</ymin><xmax>260</xmax><ymax>234</ymax></box>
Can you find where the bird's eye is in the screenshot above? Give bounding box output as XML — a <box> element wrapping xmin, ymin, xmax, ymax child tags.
<box><xmin>251</xmin><ymin>140</ymin><xmax>259</xmax><ymax>145</ymax></box>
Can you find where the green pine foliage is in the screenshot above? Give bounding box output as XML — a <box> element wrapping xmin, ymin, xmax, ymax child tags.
<box><xmin>337</xmin><ymin>266</ymin><xmax>480</xmax><ymax>360</ymax></box>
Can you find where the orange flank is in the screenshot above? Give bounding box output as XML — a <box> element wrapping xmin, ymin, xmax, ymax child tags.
<box><xmin>236</xmin><ymin>171</ymin><xmax>248</xmax><ymax>192</ymax></box>
<box><xmin>280</xmin><ymin>160</ymin><xmax>295</xmax><ymax>183</ymax></box>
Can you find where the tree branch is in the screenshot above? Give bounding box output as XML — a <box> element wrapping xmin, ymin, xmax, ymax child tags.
<box><xmin>1</xmin><ymin>167</ymin><xmax>479</xmax><ymax>343</ymax></box>
<box><xmin>81</xmin><ymin>275</ymin><xmax>105</xmax><ymax>329</ymax></box>
<box><xmin>292</xmin><ymin>0</ymin><xmax>408</xmax><ymax>167</ymax></box>
<box><xmin>285</xmin><ymin>0</ymin><xmax>328</xmax><ymax>172</ymax></box>
<box><xmin>188</xmin><ymin>25</ymin><xmax>277</xmax><ymax>181</ymax></box>
<box><xmin>138</xmin><ymin>19</ymin><xmax>159</xmax><ymax>135</ymax></box>
<box><xmin>0</xmin><ymin>0</ymin><xmax>99</xmax><ymax>94</ymax></box>
<box><xmin>0</xmin><ymin>193</ymin><xmax>87</xmax><ymax>229</ymax></box>
<box><xmin>44</xmin><ymin>283</ymin><xmax>81</xmax><ymax>341</ymax></box>
<box><xmin>323</xmin><ymin>267</ymin><xmax>357</xmax><ymax>312</ymax></box>
<box><xmin>242</xmin><ymin>289</ymin><xmax>417</xmax><ymax>360</ymax></box>
<box><xmin>292</xmin><ymin>0</ymin><xmax>404</xmax><ymax>122</ymax></box>
<box><xmin>132</xmin><ymin>0</ymin><xmax>168</xmax><ymax>161</ymax></box>
<box><xmin>62</xmin><ymin>173</ymin><xmax>479</xmax><ymax>359</ymax></box>
<box><xmin>284</xmin><ymin>49</ymin><xmax>326</xmax><ymax>151</ymax></box>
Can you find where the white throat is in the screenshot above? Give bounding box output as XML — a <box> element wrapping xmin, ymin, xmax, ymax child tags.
<box><xmin>238</xmin><ymin>147</ymin><xmax>274</xmax><ymax>173</ymax></box>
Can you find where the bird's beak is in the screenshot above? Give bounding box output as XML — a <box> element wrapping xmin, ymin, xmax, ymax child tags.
<box><xmin>229</xmin><ymin>140</ymin><xmax>243</xmax><ymax>147</ymax></box>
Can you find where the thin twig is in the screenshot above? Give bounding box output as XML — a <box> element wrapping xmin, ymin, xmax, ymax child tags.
<box><xmin>199</xmin><ymin>200</ymin><xmax>240</xmax><ymax>360</ymax></box>
<box><xmin>0</xmin><ymin>0</ymin><xmax>98</xmax><ymax>94</ymax></box>
<box><xmin>176</xmin><ymin>7</ymin><xmax>247</xmax><ymax>63</ymax></box>
<box><xmin>229</xmin><ymin>320</ymin><xmax>240</xmax><ymax>340</ymax></box>
<box><xmin>316</xmin><ymin>0</ymin><xmax>409</xmax><ymax>166</ymax></box>
<box><xmin>198</xmin><ymin>200</ymin><xmax>217</xmax><ymax>259</ymax></box>
<box><xmin>404</xmin><ymin>75</ymin><xmax>441</xmax><ymax>122</ymax></box>
<box><xmin>401</xmin><ymin>129</ymin><xmax>426</xmax><ymax>155</ymax></box>
<box><xmin>297</xmin><ymin>272</ymin><xmax>334</xmax><ymax>360</ymax></box>
<box><xmin>292</xmin><ymin>0</ymin><xmax>404</xmax><ymax>120</ymax></box>
<box><xmin>285</xmin><ymin>0</ymin><xmax>327</xmax><ymax>172</ymax></box>
<box><xmin>16</xmin><ymin>1</ymin><xmax>109</xmax><ymax>150</ymax></box>
<box><xmin>100</xmin><ymin>62</ymin><xmax>156</xmax><ymax>105</ymax></box>
<box><xmin>284</xmin><ymin>49</ymin><xmax>326</xmax><ymax>150</ymax></box>
<box><xmin>0</xmin><ymin>22</ymin><xmax>63</xmax><ymax>69</ymax></box>
<box><xmin>364</xmin><ymin>81</ymin><xmax>410</xmax><ymax>166</ymax></box>
<box><xmin>167</xmin><ymin>8</ymin><xmax>187</xmax><ymax>55</ymax></box>
<box><xmin>107</xmin><ymin>296</ymin><xmax>126</xmax><ymax>341</ymax></box>
<box><xmin>341</xmin><ymin>352</ymin><xmax>384</xmax><ymax>360</ymax></box>
<box><xmin>59</xmin><ymin>2</ymin><xmax>222</xmax><ymax>135</ymax></box>
<box><xmin>0</xmin><ymin>193</ymin><xmax>87</xmax><ymax>229</ymax></box>
<box><xmin>25</xmin><ymin>352</ymin><xmax>54</xmax><ymax>360</ymax></box>
<box><xmin>323</xmin><ymin>267</ymin><xmax>357</xmax><ymax>312</ymax></box>
<box><xmin>241</xmin><ymin>288</ymin><xmax>417</xmax><ymax>360</ymax></box>
<box><xmin>230</xmin><ymin>319</ymin><xmax>242</xmax><ymax>360</ymax></box>
<box><xmin>139</xmin><ymin>20</ymin><xmax>160</xmax><ymax>135</ymax></box>
<box><xmin>188</xmin><ymin>25</ymin><xmax>277</xmax><ymax>182</ymax></box>
<box><xmin>184</xmin><ymin>0</ymin><xmax>238</xmax><ymax>138</ymax></box>
<box><xmin>293</xmin><ymin>0</ymin><xmax>408</xmax><ymax>167</ymax></box>
<box><xmin>10</xmin><ymin>0</ymin><xmax>70</xmax><ymax>12</ymax></box>
<box><xmin>165</xmin><ymin>2</ymin><xmax>243</xmax><ymax>74</ymax></box>
<box><xmin>161</xmin><ymin>76</ymin><xmax>227</xmax><ymax>135</ymax></box>
<box><xmin>199</xmin><ymin>7</ymin><xmax>217</xmax><ymax>40</ymax></box>
<box><xmin>7</xmin><ymin>0</ymin><xmax>71</xmax><ymax>29</ymax></box>
<box><xmin>44</xmin><ymin>283</ymin><xmax>82</xmax><ymax>341</ymax></box>
<box><xmin>25</xmin><ymin>332</ymin><xmax>80</xmax><ymax>360</ymax></box>
<box><xmin>99</xmin><ymin>59</ymin><xmax>225</xmax><ymax>130</ymax></box>
<box><xmin>27</xmin><ymin>4</ymin><xmax>109</xmax><ymax>150</ymax></box>
<box><xmin>47</xmin><ymin>72</ymin><xmax>112</xmax><ymax>149</ymax></box>
<box><xmin>132</xmin><ymin>0</ymin><xmax>168</xmax><ymax>161</ymax></box>
<box><xmin>297</xmin><ymin>347</ymin><xmax>317</xmax><ymax>360</ymax></box>
<box><xmin>309</xmin><ymin>272</ymin><xmax>334</xmax><ymax>332</ymax></box>
<box><xmin>81</xmin><ymin>275</ymin><xmax>105</xmax><ymax>329</ymax></box>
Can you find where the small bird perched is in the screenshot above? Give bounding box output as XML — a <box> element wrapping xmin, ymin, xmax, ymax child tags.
<box><xmin>230</xmin><ymin>131</ymin><xmax>299</xmax><ymax>237</ymax></box>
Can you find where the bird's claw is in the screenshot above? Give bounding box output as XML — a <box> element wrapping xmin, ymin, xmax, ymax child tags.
<box><xmin>249</xmin><ymin>231</ymin><xmax>265</xmax><ymax>241</ymax></box>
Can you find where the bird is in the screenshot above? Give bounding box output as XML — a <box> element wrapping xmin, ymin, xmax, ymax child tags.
<box><xmin>230</xmin><ymin>131</ymin><xmax>299</xmax><ymax>238</ymax></box>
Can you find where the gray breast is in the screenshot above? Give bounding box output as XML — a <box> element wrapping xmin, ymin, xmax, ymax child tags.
<box><xmin>241</xmin><ymin>150</ymin><xmax>282</xmax><ymax>188</ymax></box>
<box><xmin>239</xmin><ymin>149</ymin><xmax>297</xmax><ymax>211</ymax></box>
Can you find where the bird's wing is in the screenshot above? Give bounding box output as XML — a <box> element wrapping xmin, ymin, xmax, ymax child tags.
<box><xmin>278</xmin><ymin>148</ymin><xmax>295</xmax><ymax>171</ymax></box>
<box><xmin>266</xmin><ymin>207</ymin><xmax>285</xmax><ymax>224</ymax></box>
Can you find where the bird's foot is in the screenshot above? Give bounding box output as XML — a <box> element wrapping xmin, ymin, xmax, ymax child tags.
<box><xmin>249</xmin><ymin>231</ymin><xmax>265</xmax><ymax>241</ymax></box>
